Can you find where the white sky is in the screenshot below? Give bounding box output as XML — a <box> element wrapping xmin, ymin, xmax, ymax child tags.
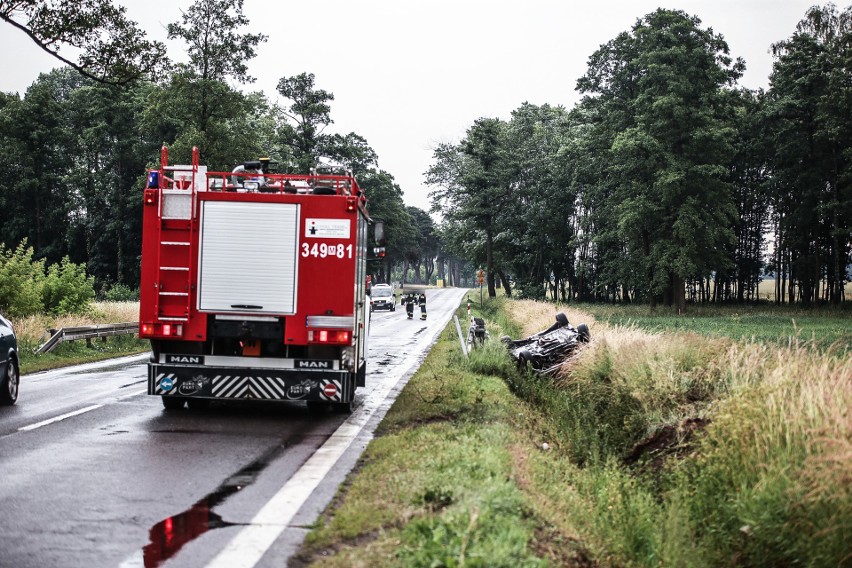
<box><xmin>0</xmin><ymin>0</ymin><xmax>818</xmax><ymax>212</ymax></box>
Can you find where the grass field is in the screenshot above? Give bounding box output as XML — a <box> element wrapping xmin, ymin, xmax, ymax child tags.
<box><xmin>12</xmin><ymin>301</ymin><xmax>149</xmax><ymax>374</ymax></box>
<box><xmin>579</xmin><ymin>302</ymin><xmax>851</xmax><ymax>352</ymax></box>
<box><xmin>294</xmin><ymin>296</ymin><xmax>852</xmax><ymax>567</ymax></box>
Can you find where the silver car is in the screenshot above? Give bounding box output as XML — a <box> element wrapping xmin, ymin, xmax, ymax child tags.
<box><xmin>0</xmin><ymin>314</ymin><xmax>19</xmax><ymax>405</ymax></box>
<box><xmin>370</xmin><ymin>285</ymin><xmax>396</xmax><ymax>312</ymax></box>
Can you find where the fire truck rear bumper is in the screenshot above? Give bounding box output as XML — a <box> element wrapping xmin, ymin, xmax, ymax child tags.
<box><xmin>148</xmin><ymin>363</ymin><xmax>355</xmax><ymax>403</ymax></box>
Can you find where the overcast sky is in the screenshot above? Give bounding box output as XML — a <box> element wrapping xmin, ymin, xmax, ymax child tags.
<box><xmin>0</xmin><ymin>0</ymin><xmax>819</xmax><ymax>212</ymax></box>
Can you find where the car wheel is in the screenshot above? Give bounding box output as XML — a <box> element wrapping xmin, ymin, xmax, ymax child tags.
<box><xmin>516</xmin><ymin>350</ymin><xmax>532</xmax><ymax>372</ymax></box>
<box><xmin>162</xmin><ymin>396</ymin><xmax>185</xmax><ymax>410</ymax></box>
<box><xmin>555</xmin><ymin>313</ymin><xmax>569</xmax><ymax>326</ymax></box>
<box><xmin>0</xmin><ymin>357</ymin><xmax>19</xmax><ymax>405</ymax></box>
<box><xmin>577</xmin><ymin>323</ymin><xmax>591</xmax><ymax>343</ymax></box>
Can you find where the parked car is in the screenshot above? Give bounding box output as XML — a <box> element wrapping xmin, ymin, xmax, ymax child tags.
<box><xmin>501</xmin><ymin>313</ymin><xmax>590</xmax><ymax>375</ymax></box>
<box><xmin>370</xmin><ymin>284</ymin><xmax>396</xmax><ymax>312</ymax></box>
<box><xmin>0</xmin><ymin>314</ymin><xmax>19</xmax><ymax>405</ymax></box>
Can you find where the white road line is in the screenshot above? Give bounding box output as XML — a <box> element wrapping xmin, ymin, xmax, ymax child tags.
<box><xmin>205</xmin><ymin>288</ymin><xmax>466</xmax><ymax>568</ymax></box>
<box><xmin>18</xmin><ymin>404</ymin><xmax>104</xmax><ymax>432</ymax></box>
<box><xmin>117</xmin><ymin>388</ymin><xmax>147</xmax><ymax>400</ymax></box>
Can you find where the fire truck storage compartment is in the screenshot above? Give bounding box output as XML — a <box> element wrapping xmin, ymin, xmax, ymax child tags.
<box><xmin>197</xmin><ymin>201</ymin><xmax>300</xmax><ymax>314</ymax></box>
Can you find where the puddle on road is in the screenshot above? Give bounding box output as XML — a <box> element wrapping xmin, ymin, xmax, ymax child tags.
<box><xmin>140</xmin><ymin>438</ymin><xmax>297</xmax><ymax>567</ymax></box>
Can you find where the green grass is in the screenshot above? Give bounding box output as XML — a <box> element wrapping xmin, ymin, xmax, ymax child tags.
<box><xmin>18</xmin><ymin>335</ymin><xmax>149</xmax><ymax>375</ymax></box>
<box><xmin>294</xmin><ymin>296</ymin><xmax>852</xmax><ymax>567</ymax></box>
<box><xmin>294</xmin><ymin>298</ymin><xmax>587</xmax><ymax>567</ymax></box>
<box><xmin>579</xmin><ymin>303</ymin><xmax>851</xmax><ymax>351</ymax></box>
<box><xmin>10</xmin><ymin>301</ymin><xmax>149</xmax><ymax>374</ymax></box>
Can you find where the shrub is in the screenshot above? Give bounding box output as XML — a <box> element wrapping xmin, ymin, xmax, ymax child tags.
<box><xmin>101</xmin><ymin>283</ymin><xmax>139</xmax><ymax>302</ymax></box>
<box><xmin>41</xmin><ymin>257</ymin><xmax>95</xmax><ymax>315</ymax></box>
<box><xmin>0</xmin><ymin>240</ymin><xmax>45</xmax><ymax>317</ymax></box>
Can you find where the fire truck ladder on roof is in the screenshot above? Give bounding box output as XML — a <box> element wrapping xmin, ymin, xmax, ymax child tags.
<box><xmin>154</xmin><ymin>146</ymin><xmax>199</xmax><ymax>323</ymax></box>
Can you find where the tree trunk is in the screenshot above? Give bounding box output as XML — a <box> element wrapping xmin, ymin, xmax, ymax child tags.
<box><xmin>497</xmin><ymin>269</ymin><xmax>512</xmax><ymax>297</ymax></box>
<box><xmin>486</xmin><ymin>223</ymin><xmax>496</xmax><ymax>298</ymax></box>
<box><xmin>673</xmin><ymin>274</ymin><xmax>686</xmax><ymax>314</ymax></box>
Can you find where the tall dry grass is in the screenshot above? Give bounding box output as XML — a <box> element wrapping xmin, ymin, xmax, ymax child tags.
<box><xmin>505</xmin><ymin>299</ymin><xmax>852</xmax><ymax>566</ymax></box>
<box><xmin>11</xmin><ymin>301</ymin><xmax>139</xmax><ymax>347</ymax></box>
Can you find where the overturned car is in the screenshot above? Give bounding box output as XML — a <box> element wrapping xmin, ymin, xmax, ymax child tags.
<box><xmin>501</xmin><ymin>313</ymin><xmax>590</xmax><ymax>374</ymax></box>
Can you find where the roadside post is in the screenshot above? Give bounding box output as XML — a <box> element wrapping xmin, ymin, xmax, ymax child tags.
<box><xmin>477</xmin><ymin>269</ymin><xmax>485</xmax><ymax>308</ymax></box>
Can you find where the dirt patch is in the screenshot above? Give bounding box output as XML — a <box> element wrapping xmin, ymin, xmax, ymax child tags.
<box><xmin>531</xmin><ymin>523</ymin><xmax>599</xmax><ymax>567</ymax></box>
<box><xmin>623</xmin><ymin>417</ymin><xmax>710</xmax><ymax>474</ymax></box>
<box><xmin>287</xmin><ymin>528</ymin><xmax>385</xmax><ymax>568</ymax></box>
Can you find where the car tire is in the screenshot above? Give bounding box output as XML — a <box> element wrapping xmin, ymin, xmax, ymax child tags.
<box><xmin>577</xmin><ymin>323</ymin><xmax>591</xmax><ymax>343</ymax></box>
<box><xmin>555</xmin><ymin>313</ymin><xmax>569</xmax><ymax>326</ymax></box>
<box><xmin>162</xmin><ymin>396</ymin><xmax>185</xmax><ymax>410</ymax></box>
<box><xmin>517</xmin><ymin>349</ymin><xmax>532</xmax><ymax>372</ymax></box>
<box><xmin>0</xmin><ymin>357</ymin><xmax>19</xmax><ymax>405</ymax></box>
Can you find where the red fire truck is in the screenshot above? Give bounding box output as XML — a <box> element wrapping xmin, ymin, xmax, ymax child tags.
<box><xmin>138</xmin><ymin>147</ymin><xmax>381</xmax><ymax>412</ymax></box>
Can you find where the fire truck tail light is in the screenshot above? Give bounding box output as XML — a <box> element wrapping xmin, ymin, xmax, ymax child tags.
<box><xmin>140</xmin><ymin>322</ymin><xmax>183</xmax><ymax>338</ymax></box>
<box><xmin>144</xmin><ymin>189</ymin><xmax>158</xmax><ymax>205</ymax></box>
<box><xmin>307</xmin><ymin>329</ymin><xmax>351</xmax><ymax>345</ymax></box>
<box><xmin>346</xmin><ymin>197</ymin><xmax>356</xmax><ymax>211</ymax></box>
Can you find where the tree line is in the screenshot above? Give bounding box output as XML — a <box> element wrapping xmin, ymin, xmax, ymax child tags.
<box><xmin>2</xmin><ymin>2</ymin><xmax>848</xmax><ymax>308</ymax></box>
<box><xmin>0</xmin><ymin>0</ymin><xmax>439</xmax><ymax>296</ymax></box>
<box><xmin>427</xmin><ymin>5</ymin><xmax>851</xmax><ymax>309</ymax></box>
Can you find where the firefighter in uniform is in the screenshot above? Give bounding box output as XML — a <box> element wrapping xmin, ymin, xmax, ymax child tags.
<box><xmin>418</xmin><ymin>292</ymin><xmax>427</xmax><ymax>320</ymax></box>
<box><xmin>404</xmin><ymin>292</ymin><xmax>415</xmax><ymax>319</ymax></box>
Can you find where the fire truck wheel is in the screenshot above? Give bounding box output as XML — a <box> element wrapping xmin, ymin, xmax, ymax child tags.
<box><xmin>333</xmin><ymin>401</ymin><xmax>353</xmax><ymax>414</ymax></box>
<box><xmin>186</xmin><ymin>398</ymin><xmax>211</xmax><ymax>410</ymax></box>
<box><xmin>162</xmin><ymin>396</ymin><xmax>185</xmax><ymax>410</ymax></box>
<box><xmin>307</xmin><ymin>400</ymin><xmax>329</xmax><ymax>415</ymax></box>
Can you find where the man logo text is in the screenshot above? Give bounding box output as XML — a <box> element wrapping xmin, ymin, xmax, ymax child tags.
<box><xmin>297</xmin><ymin>360</ymin><xmax>331</xmax><ymax>369</ymax></box>
<box><xmin>166</xmin><ymin>355</ymin><xmax>203</xmax><ymax>364</ymax></box>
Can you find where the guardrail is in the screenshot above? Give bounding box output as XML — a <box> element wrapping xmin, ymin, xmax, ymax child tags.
<box><xmin>35</xmin><ymin>322</ymin><xmax>139</xmax><ymax>354</ymax></box>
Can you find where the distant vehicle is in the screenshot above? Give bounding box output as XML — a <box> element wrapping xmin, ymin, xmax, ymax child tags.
<box><xmin>0</xmin><ymin>314</ymin><xmax>19</xmax><ymax>405</ymax></box>
<box><xmin>501</xmin><ymin>313</ymin><xmax>590</xmax><ymax>375</ymax></box>
<box><xmin>370</xmin><ymin>284</ymin><xmax>396</xmax><ymax>312</ymax></box>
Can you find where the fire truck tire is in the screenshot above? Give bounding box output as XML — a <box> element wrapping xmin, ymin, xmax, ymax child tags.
<box><xmin>187</xmin><ymin>398</ymin><xmax>211</xmax><ymax>410</ymax></box>
<box><xmin>307</xmin><ymin>400</ymin><xmax>328</xmax><ymax>415</ymax></box>
<box><xmin>162</xmin><ymin>396</ymin><xmax>185</xmax><ymax>410</ymax></box>
<box><xmin>333</xmin><ymin>401</ymin><xmax>353</xmax><ymax>414</ymax></box>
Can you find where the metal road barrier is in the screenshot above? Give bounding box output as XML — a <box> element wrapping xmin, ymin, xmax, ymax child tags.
<box><xmin>36</xmin><ymin>322</ymin><xmax>139</xmax><ymax>354</ymax></box>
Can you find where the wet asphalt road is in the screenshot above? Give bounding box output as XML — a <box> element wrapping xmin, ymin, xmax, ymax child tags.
<box><xmin>0</xmin><ymin>288</ymin><xmax>468</xmax><ymax>568</ymax></box>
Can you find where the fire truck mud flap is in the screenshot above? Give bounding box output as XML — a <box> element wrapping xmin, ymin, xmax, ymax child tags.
<box><xmin>149</xmin><ymin>364</ymin><xmax>355</xmax><ymax>403</ymax></box>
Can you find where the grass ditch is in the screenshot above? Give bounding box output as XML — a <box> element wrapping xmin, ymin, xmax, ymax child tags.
<box><xmin>294</xmin><ymin>296</ymin><xmax>851</xmax><ymax>567</ymax></box>
<box><xmin>12</xmin><ymin>301</ymin><xmax>149</xmax><ymax>374</ymax></box>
